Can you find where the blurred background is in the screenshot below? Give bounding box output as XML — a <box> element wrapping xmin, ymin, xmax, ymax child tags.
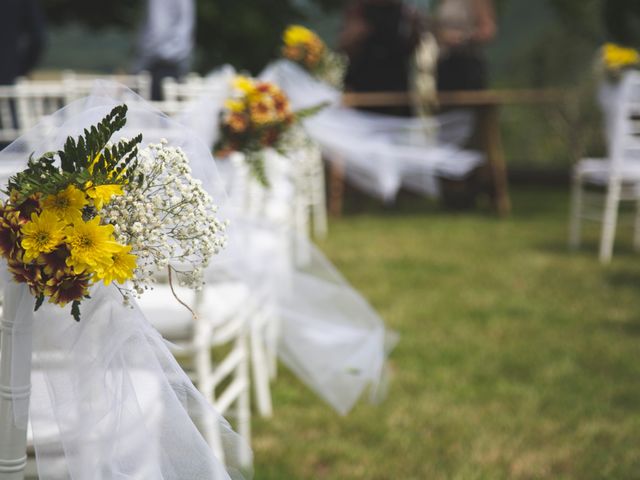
<box><xmin>35</xmin><ymin>0</ymin><xmax>612</xmax><ymax>178</ymax></box>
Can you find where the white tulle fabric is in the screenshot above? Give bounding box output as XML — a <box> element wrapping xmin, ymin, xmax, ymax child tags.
<box><xmin>0</xmin><ymin>85</ymin><xmax>250</xmax><ymax>479</ymax></box>
<box><xmin>165</xmin><ymin>83</ymin><xmax>396</xmax><ymax>415</ymax></box>
<box><xmin>260</xmin><ymin>59</ymin><xmax>484</xmax><ymax>202</ymax></box>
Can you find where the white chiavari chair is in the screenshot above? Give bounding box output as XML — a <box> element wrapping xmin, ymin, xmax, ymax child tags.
<box><xmin>62</xmin><ymin>70</ymin><xmax>152</xmax><ymax>102</ymax></box>
<box><xmin>569</xmin><ymin>71</ymin><xmax>640</xmax><ymax>263</ymax></box>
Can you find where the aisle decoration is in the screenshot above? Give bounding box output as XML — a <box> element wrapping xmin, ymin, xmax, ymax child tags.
<box><xmin>0</xmin><ymin>105</ymin><xmax>225</xmax><ymax>320</ymax></box>
<box><xmin>281</xmin><ymin>25</ymin><xmax>347</xmax><ymax>89</ymax></box>
<box><xmin>214</xmin><ymin>75</ymin><xmax>324</xmax><ymax>186</ymax></box>
<box><xmin>600</xmin><ymin>43</ymin><xmax>640</xmax><ymax>80</ymax></box>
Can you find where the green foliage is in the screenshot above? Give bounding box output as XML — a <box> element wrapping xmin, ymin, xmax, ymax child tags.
<box><xmin>7</xmin><ymin>105</ymin><xmax>142</xmax><ymax>202</ymax></box>
<box><xmin>41</xmin><ymin>0</ymin><xmax>344</xmax><ymax>74</ymax></box>
<box><xmin>70</xmin><ymin>300</ymin><xmax>81</xmax><ymax>322</ymax></box>
<box><xmin>245</xmin><ymin>152</ymin><xmax>269</xmax><ymax>188</ymax></box>
<box><xmin>194</xmin><ymin>0</ymin><xmax>342</xmax><ymax>73</ymax></box>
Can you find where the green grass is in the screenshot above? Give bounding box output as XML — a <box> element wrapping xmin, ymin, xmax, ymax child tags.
<box><xmin>252</xmin><ymin>186</ymin><xmax>640</xmax><ymax>479</ymax></box>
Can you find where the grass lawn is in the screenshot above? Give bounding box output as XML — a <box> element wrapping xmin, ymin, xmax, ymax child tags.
<box><xmin>252</xmin><ymin>186</ymin><xmax>640</xmax><ymax>479</ymax></box>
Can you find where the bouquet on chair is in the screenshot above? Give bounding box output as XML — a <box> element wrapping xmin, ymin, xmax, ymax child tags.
<box><xmin>281</xmin><ymin>25</ymin><xmax>347</xmax><ymax>89</ymax></box>
<box><xmin>599</xmin><ymin>43</ymin><xmax>640</xmax><ymax>80</ymax></box>
<box><xmin>0</xmin><ymin>105</ymin><xmax>226</xmax><ymax>321</ymax></box>
<box><xmin>214</xmin><ymin>75</ymin><xmax>324</xmax><ymax>186</ymax></box>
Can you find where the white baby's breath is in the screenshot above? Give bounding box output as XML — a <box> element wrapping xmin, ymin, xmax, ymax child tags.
<box><xmin>103</xmin><ymin>142</ymin><xmax>226</xmax><ymax>301</ymax></box>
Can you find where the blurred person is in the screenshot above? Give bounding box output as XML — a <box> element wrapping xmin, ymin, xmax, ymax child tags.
<box><xmin>339</xmin><ymin>0</ymin><xmax>424</xmax><ymax>116</ymax></box>
<box><xmin>133</xmin><ymin>0</ymin><xmax>195</xmax><ymax>100</ymax></box>
<box><xmin>432</xmin><ymin>0</ymin><xmax>496</xmax><ymax>91</ymax></box>
<box><xmin>0</xmin><ymin>0</ymin><xmax>46</xmax><ymax>85</ymax></box>
<box><xmin>602</xmin><ymin>0</ymin><xmax>640</xmax><ymax>48</ymax></box>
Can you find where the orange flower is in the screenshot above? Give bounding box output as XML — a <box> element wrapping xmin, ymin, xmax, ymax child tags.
<box><xmin>44</xmin><ymin>270</ymin><xmax>91</xmax><ymax>306</ymax></box>
<box><xmin>250</xmin><ymin>98</ymin><xmax>276</xmax><ymax>125</ymax></box>
<box><xmin>226</xmin><ymin>112</ymin><xmax>249</xmax><ymax>133</ymax></box>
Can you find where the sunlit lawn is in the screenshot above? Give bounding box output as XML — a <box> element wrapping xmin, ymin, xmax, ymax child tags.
<box><xmin>252</xmin><ymin>186</ymin><xmax>640</xmax><ymax>479</ymax></box>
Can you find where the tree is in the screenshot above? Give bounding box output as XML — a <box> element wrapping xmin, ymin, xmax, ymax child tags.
<box><xmin>41</xmin><ymin>0</ymin><xmax>344</xmax><ymax>74</ymax></box>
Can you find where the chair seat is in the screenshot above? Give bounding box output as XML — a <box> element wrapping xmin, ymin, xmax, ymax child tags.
<box><xmin>576</xmin><ymin>157</ymin><xmax>640</xmax><ymax>186</ymax></box>
<box><xmin>138</xmin><ymin>282</ymin><xmax>251</xmax><ymax>340</ymax></box>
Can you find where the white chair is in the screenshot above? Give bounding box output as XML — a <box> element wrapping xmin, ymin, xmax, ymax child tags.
<box><xmin>13</xmin><ymin>80</ymin><xmax>68</xmax><ymax>132</ymax></box>
<box><xmin>569</xmin><ymin>71</ymin><xmax>640</xmax><ymax>263</ymax></box>
<box><xmin>0</xmin><ymin>85</ymin><xmax>21</xmax><ymax>144</ymax></box>
<box><xmin>162</xmin><ymin>74</ymin><xmax>227</xmax><ymax>103</ymax></box>
<box><xmin>62</xmin><ymin>70</ymin><xmax>152</xmax><ymax>101</ymax></box>
<box><xmin>136</xmin><ymin>281</ymin><xmax>253</xmax><ymax>465</ymax></box>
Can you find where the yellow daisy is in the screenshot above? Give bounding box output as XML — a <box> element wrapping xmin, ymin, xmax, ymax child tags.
<box><xmin>233</xmin><ymin>76</ymin><xmax>257</xmax><ymax>95</ymax></box>
<box><xmin>95</xmin><ymin>244</ymin><xmax>137</xmax><ymax>285</ymax></box>
<box><xmin>42</xmin><ymin>185</ymin><xmax>86</xmax><ymax>223</ymax></box>
<box><xmin>20</xmin><ymin>210</ymin><xmax>67</xmax><ymax>263</ymax></box>
<box><xmin>603</xmin><ymin>43</ymin><xmax>640</xmax><ymax>70</ymax></box>
<box><xmin>65</xmin><ymin>216</ymin><xmax>121</xmax><ymax>274</ymax></box>
<box><xmin>85</xmin><ymin>183</ymin><xmax>124</xmax><ymax>211</ymax></box>
<box><xmin>225</xmin><ymin>99</ymin><xmax>246</xmax><ymax>113</ymax></box>
<box><xmin>284</xmin><ymin>25</ymin><xmax>317</xmax><ymax>46</ymax></box>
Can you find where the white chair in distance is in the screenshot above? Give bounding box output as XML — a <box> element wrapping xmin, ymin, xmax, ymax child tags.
<box><xmin>569</xmin><ymin>70</ymin><xmax>640</xmax><ymax>263</ymax></box>
<box><xmin>0</xmin><ymin>85</ymin><xmax>21</xmax><ymax>145</ymax></box>
<box><xmin>12</xmin><ymin>79</ymin><xmax>68</xmax><ymax>132</ymax></box>
<box><xmin>162</xmin><ymin>67</ymin><xmax>234</xmax><ymax>103</ymax></box>
<box><xmin>62</xmin><ymin>70</ymin><xmax>152</xmax><ymax>101</ymax></box>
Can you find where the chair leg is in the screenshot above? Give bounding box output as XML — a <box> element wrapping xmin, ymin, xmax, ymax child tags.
<box><xmin>265</xmin><ymin>310</ymin><xmax>280</xmax><ymax>380</ymax></box>
<box><xmin>250</xmin><ymin>315</ymin><xmax>273</xmax><ymax>418</ymax></box>
<box><xmin>599</xmin><ymin>177</ymin><xmax>622</xmax><ymax>263</ymax></box>
<box><xmin>633</xmin><ymin>197</ymin><xmax>640</xmax><ymax>251</ymax></box>
<box><xmin>311</xmin><ymin>150</ymin><xmax>328</xmax><ymax>239</ymax></box>
<box><xmin>236</xmin><ymin>332</ymin><xmax>252</xmax><ymax>468</ymax></box>
<box><xmin>568</xmin><ymin>172</ymin><xmax>584</xmax><ymax>250</ymax></box>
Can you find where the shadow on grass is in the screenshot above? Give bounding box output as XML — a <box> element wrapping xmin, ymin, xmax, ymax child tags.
<box><xmin>535</xmin><ymin>238</ymin><xmax>640</xmax><ymax>260</ymax></box>
<box><xmin>598</xmin><ymin>316</ymin><xmax>640</xmax><ymax>337</ymax></box>
<box><xmin>605</xmin><ymin>269</ymin><xmax>640</xmax><ymax>289</ymax></box>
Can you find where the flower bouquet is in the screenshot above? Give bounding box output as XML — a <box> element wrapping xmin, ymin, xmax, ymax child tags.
<box><xmin>214</xmin><ymin>75</ymin><xmax>324</xmax><ymax>186</ymax></box>
<box><xmin>282</xmin><ymin>25</ymin><xmax>348</xmax><ymax>89</ymax></box>
<box><xmin>599</xmin><ymin>42</ymin><xmax>640</xmax><ymax>80</ymax></box>
<box><xmin>0</xmin><ymin>105</ymin><xmax>225</xmax><ymax>320</ymax></box>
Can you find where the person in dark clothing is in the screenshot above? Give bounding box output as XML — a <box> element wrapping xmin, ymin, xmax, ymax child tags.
<box><xmin>602</xmin><ymin>0</ymin><xmax>640</xmax><ymax>48</ymax></box>
<box><xmin>0</xmin><ymin>0</ymin><xmax>46</xmax><ymax>85</ymax></box>
<box><xmin>432</xmin><ymin>0</ymin><xmax>496</xmax><ymax>91</ymax></box>
<box><xmin>339</xmin><ymin>0</ymin><xmax>423</xmax><ymax>116</ymax></box>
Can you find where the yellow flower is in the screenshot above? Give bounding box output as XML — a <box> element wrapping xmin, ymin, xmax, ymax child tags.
<box><xmin>20</xmin><ymin>210</ymin><xmax>67</xmax><ymax>263</ymax></box>
<box><xmin>225</xmin><ymin>99</ymin><xmax>246</xmax><ymax>113</ymax></box>
<box><xmin>284</xmin><ymin>25</ymin><xmax>317</xmax><ymax>47</ymax></box>
<box><xmin>603</xmin><ymin>43</ymin><xmax>640</xmax><ymax>70</ymax></box>
<box><xmin>42</xmin><ymin>185</ymin><xmax>86</xmax><ymax>223</ymax></box>
<box><xmin>65</xmin><ymin>216</ymin><xmax>121</xmax><ymax>274</ymax></box>
<box><xmin>233</xmin><ymin>76</ymin><xmax>257</xmax><ymax>95</ymax></box>
<box><xmin>85</xmin><ymin>183</ymin><xmax>124</xmax><ymax>210</ymax></box>
<box><xmin>95</xmin><ymin>244</ymin><xmax>137</xmax><ymax>285</ymax></box>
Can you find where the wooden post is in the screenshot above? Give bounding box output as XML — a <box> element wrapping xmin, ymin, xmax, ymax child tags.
<box><xmin>478</xmin><ymin>105</ymin><xmax>511</xmax><ymax>216</ymax></box>
<box><xmin>328</xmin><ymin>155</ymin><xmax>346</xmax><ymax>218</ymax></box>
<box><xmin>0</xmin><ymin>296</ymin><xmax>30</xmax><ymax>480</ymax></box>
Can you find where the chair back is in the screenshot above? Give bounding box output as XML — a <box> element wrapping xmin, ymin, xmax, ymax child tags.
<box><xmin>13</xmin><ymin>80</ymin><xmax>67</xmax><ymax>132</ymax></box>
<box><xmin>609</xmin><ymin>71</ymin><xmax>640</xmax><ymax>176</ymax></box>
<box><xmin>62</xmin><ymin>71</ymin><xmax>152</xmax><ymax>101</ymax></box>
<box><xmin>0</xmin><ymin>85</ymin><xmax>20</xmax><ymax>143</ymax></box>
<box><xmin>162</xmin><ymin>71</ymin><xmax>230</xmax><ymax>103</ymax></box>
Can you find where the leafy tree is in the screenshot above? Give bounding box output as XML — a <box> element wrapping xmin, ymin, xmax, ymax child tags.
<box><xmin>41</xmin><ymin>0</ymin><xmax>344</xmax><ymax>73</ymax></box>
